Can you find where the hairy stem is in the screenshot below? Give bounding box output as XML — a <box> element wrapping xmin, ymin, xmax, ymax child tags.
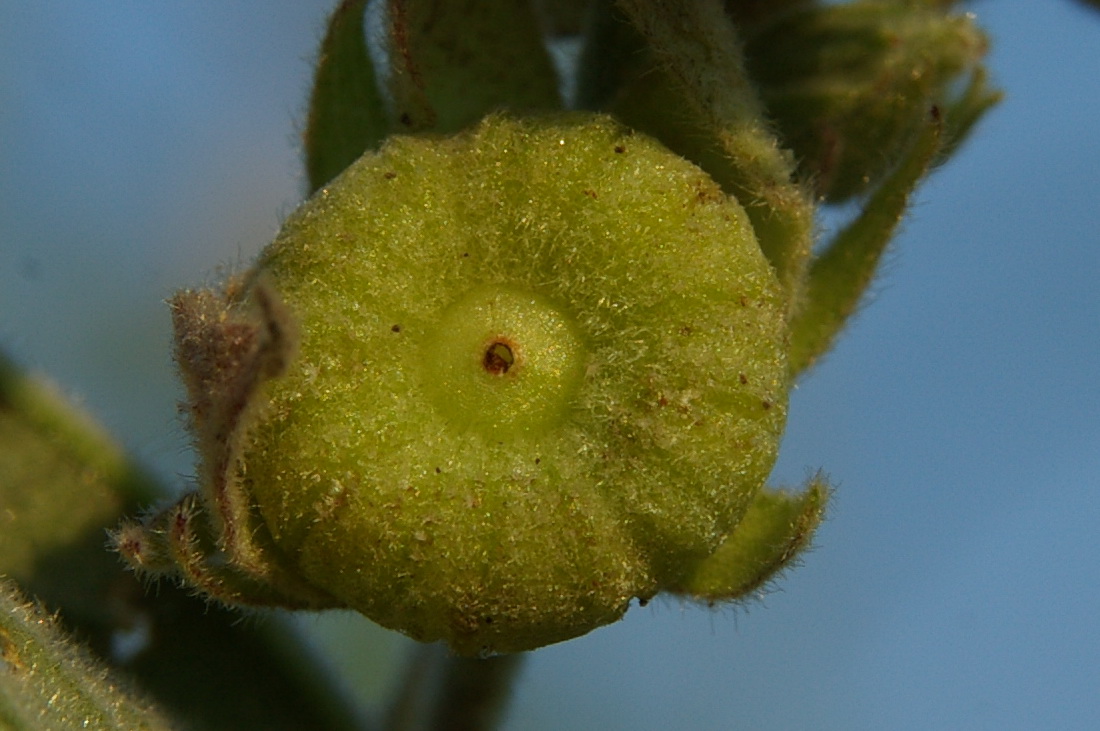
<box><xmin>0</xmin><ymin>348</ymin><xmax>363</xmax><ymax>730</ymax></box>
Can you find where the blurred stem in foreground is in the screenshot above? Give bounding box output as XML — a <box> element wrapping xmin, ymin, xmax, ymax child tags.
<box><xmin>0</xmin><ymin>578</ymin><xmax>171</xmax><ymax>730</ymax></box>
<box><xmin>387</xmin><ymin>644</ymin><xmax>526</xmax><ymax>731</ymax></box>
<box><xmin>0</xmin><ymin>349</ymin><xmax>365</xmax><ymax>730</ymax></box>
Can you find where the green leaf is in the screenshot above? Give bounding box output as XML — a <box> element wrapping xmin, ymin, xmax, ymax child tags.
<box><xmin>305</xmin><ymin>0</ymin><xmax>391</xmax><ymax>193</ymax></box>
<box><xmin>387</xmin><ymin>0</ymin><xmax>562</xmax><ymax>134</ymax></box>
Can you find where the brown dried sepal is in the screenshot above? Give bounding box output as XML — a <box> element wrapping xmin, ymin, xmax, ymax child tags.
<box><xmin>170</xmin><ymin>277</ymin><xmax>296</xmax><ymax>461</ymax></box>
<box><xmin>110</xmin><ymin>279</ymin><xmax>341</xmax><ymax>609</ymax></box>
<box><xmin>167</xmin><ymin>279</ymin><xmax>333</xmax><ymax>602</ymax></box>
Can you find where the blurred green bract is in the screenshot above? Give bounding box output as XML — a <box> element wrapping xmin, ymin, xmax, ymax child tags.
<box><xmin>244</xmin><ymin>114</ymin><xmax>788</xmax><ymax>654</ymax></box>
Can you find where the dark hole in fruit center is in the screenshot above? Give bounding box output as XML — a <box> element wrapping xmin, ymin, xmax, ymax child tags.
<box><xmin>483</xmin><ymin>341</ymin><xmax>515</xmax><ymax>375</ymax></box>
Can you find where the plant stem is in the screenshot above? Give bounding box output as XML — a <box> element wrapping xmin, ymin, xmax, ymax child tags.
<box><xmin>387</xmin><ymin>644</ymin><xmax>526</xmax><ymax>731</ymax></box>
<box><xmin>0</xmin><ymin>349</ymin><xmax>365</xmax><ymax>730</ymax></box>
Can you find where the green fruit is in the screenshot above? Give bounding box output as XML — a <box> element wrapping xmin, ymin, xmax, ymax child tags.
<box><xmin>238</xmin><ymin>114</ymin><xmax>788</xmax><ymax>655</ymax></box>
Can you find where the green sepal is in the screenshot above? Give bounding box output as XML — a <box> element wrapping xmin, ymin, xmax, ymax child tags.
<box><xmin>611</xmin><ymin>0</ymin><xmax>815</xmax><ymax>311</ymax></box>
<box><xmin>386</xmin><ymin>0</ymin><xmax>562</xmax><ymax>134</ymax></box>
<box><xmin>936</xmin><ymin>66</ymin><xmax>1003</xmax><ymax>164</ymax></box>
<box><xmin>672</xmin><ymin>476</ymin><xmax>828</xmax><ymax>602</ymax></box>
<box><xmin>788</xmin><ymin>106</ymin><xmax>942</xmax><ymax>376</ymax></box>
<box><xmin>744</xmin><ymin>0</ymin><xmax>993</xmax><ymax>202</ymax></box>
<box><xmin>304</xmin><ymin>0</ymin><xmax>391</xmax><ymax>193</ymax></box>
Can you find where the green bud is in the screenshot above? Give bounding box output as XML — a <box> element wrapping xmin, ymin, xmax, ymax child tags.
<box><xmin>387</xmin><ymin>0</ymin><xmax>562</xmax><ymax>133</ymax></box>
<box><xmin>743</xmin><ymin>1</ymin><xmax>992</xmax><ymax>201</ymax></box>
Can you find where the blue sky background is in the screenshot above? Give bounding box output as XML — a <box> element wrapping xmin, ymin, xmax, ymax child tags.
<box><xmin>2</xmin><ymin>2</ymin><xmax>1097</xmax><ymax>729</ymax></box>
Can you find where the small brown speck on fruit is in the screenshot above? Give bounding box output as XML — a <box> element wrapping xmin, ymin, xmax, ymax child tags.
<box><xmin>391</xmin><ymin>324</ymin><xmax>402</xmax><ymax>333</ymax></box>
